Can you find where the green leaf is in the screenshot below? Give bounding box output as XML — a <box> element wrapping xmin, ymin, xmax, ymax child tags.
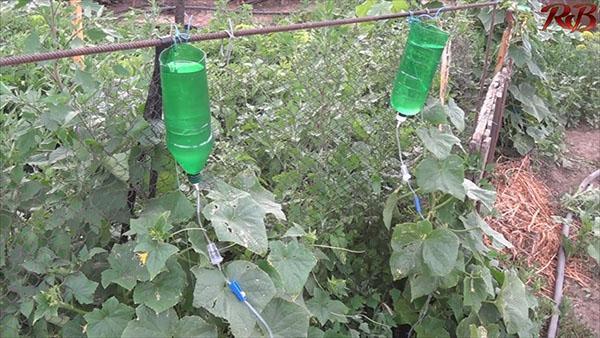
<box><xmin>23</xmin><ymin>31</ymin><xmax>41</xmax><ymax>53</ymax></box>
<box><xmin>422</xmin><ymin>228</ymin><xmax>459</xmax><ymax>276</ymax></box>
<box><xmin>409</xmin><ymin>273</ymin><xmax>439</xmax><ymax>301</ymax></box>
<box><xmin>383</xmin><ymin>191</ymin><xmax>399</xmax><ymax>230</ymax></box>
<box><xmin>456</xmin><ymin>312</ymin><xmax>478</xmax><ymax>338</ymax></box>
<box><xmin>101</xmin><ymin>242</ymin><xmax>150</xmax><ymax>290</ymax></box>
<box><xmin>133</xmin><ymin>259</ymin><xmax>187</xmax><ymax>313</ymax></box>
<box><xmin>102</xmin><ymin>151</ymin><xmax>129</xmax><ymax>182</ymax></box>
<box><xmin>368</xmin><ymin>2</ymin><xmax>392</xmax><ymax>15</ymax></box>
<box><xmin>74</xmin><ymin>69</ymin><xmax>99</xmax><ymax>93</ymax></box>
<box><xmin>203</xmin><ymin>195</ymin><xmax>268</xmax><ymax>255</ymax></box>
<box><xmin>416</xmin><ymin>127</ymin><xmax>461</xmax><ymax>160</ymax></box>
<box><xmin>145</xmin><ymin>191</ymin><xmax>195</xmax><ymax>224</ymax></box>
<box><xmin>391</xmin><ymin>220</ymin><xmax>432</xmax><ymax>250</ymax></box>
<box><xmin>461</xmin><ymin>211</ymin><xmax>513</xmax><ymax>249</ymax></box>
<box><xmin>478</xmin><ymin>302</ymin><xmax>501</xmax><ymax>325</ymax></box>
<box><xmin>78</xmin><ymin>246</ymin><xmax>106</xmax><ymax>262</ymax></box>
<box><xmin>414</xmin><ymin>317</ymin><xmax>450</xmax><ymax>338</ymax></box>
<box><xmin>122</xmin><ymin>306</ymin><xmax>218</xmax><ymax>338</ymax></box>
<box><xmin>422</xmin><ymin>102</ymin><xmax>448</xmax><ymax>125</ymax></box>
<box><xmin>463</xmin><ymin>265</ymin><xmax>494</xmax><ymax>312</ymax></box>
<box><xmin>587</xmin><ymin>240</ymin><xmax>600</xmax><ymax>264</ymax></box>
<box><xmin>356</xmin><ymin>0</ymin><xmax>377</xmax><ymax>17</ymax></box>
<box><xmin>512</xmin><ymin>133</ymin><xmax>535</xmax><ymax>155</ymax></box>
<box><xmin>84</xmin><ymin>297</ymin><xmax>134</xmax><ymax>338</ymax></box>
<box><xmin>526</xmin><ymin>60</ymin><xmax>546</xmax><ymax>81</ymax></box>
<box><xmin>447</xmin><ymin>98</ymin><xmax>465</xmax><ymax>132</ymax></box>
<box><xmin>477</xmin><ymin>8</ymin><xmax>505</xmax><ymax>32</ymax></box>
<box><xmin>306</xmin><ymin>288</ymin><xmax>348</xmax><ymax>326</ymax></box>
<box><xmin>64</xmin><ymin>272</ymin><xmax>98</xmax><ymax>304</ymax></box>
<box><xmin>1</xmin><ymin>316</ymin><xmax>20</xmax><ymax>338</ymax></box>
<box><xmin>390</xmin><ymin>221</ymin><xmax>431</xmax><ymax>279</ymax></box>
<box><xmin>134</xmin><ymin>240</ymin><xmax>179</xmax><ymax>281</ymax></box>
<box><xmin>447</xmin><ymin>293</ymin><xmax>464</xmax><ymax>321</ymax></box>
<box><xmin>174</xmin><ymin>316</ymin><xmax>219</xmax><ymax>338</ymax></box>
<box><xmin>268</xmin><ymin>240</ymin><xmax>317</xmax><ymax>298</ymax></box>
<box><xmin>282</xmin><ymin>224</ymin><xmax>307</xmax><ymax>238</ymax></box>
<box><xmin>39</xmin><ymin>103</ymin><xmax>79</xmax><ymax>131</ymax></box>
<box><xmin>391</xmin><ymin>0</ymin><xmax>409</xmax><ymax>12</ymax></box>
<box><xmin>390</xmin><ymin>244</ymin><xmax>420</xmax><ymax>280</ymax></box>
<box><xmin>393</xmin><ymin>293</ymin><xmax>418</xmax><ymax>325</ymax></box>
<box><xmin>33</xmin><ymin>292</ymin><xmax>59</xmax><ymax>324</ymax></box>
<box><xmin>128</xmin><ymin>211</ymin><xmax>173</xmax><ymax>239</ymax></box>
<box><xmin>509</xmin><ymin>45</ymin><xmax>532</xmax><ymax>67</ymax></box>
<box><xmin>61</xmin><ymin>316</ymin><xmax>86</xmax><ymax>338</ymax></box>
<box><xmin>192</xmin><ymin>261</ymin><xmax>276</xmax><ymax>338</ymax></box>
<box><xmin>469</xmin><ymin>325</ymin><xmax>488</xmax><ymax>338</ymax></box>
<box><xmin>463</xmin><ymin>179</ymin><xmax>496</xmax><ymax>210</ymax></box>
<box><xmin>251</xmin><ymin>298</ymin><xmax>310</xmax><ymax>338</ymax></box>
<box><xmin>509</xmin><ymin>83</ymin><xmax>550</xmax><ymax>122</ymax></box>
<box><xmin>234</xmin><ymin>172</ymin><xmax>286</xmax><ymax>221</ymax></box>
<box><xmin>121</xmin><ymin>305</ymin><xmax>176</xmax><ymax>337</ymax></box>
<box><xmin>495</xmin><ymin>270</ymin><xmax>534</xmax><ymax>337</ymax></box>
<box><xmin>22</xmin><ymin>247</ymin><xmax>56</xmax><ymax>274</ymax></box>
<box><xmin>415</xmin><ymin>155</ymin><xmax>465</xmax><ymax>200</ymax></box>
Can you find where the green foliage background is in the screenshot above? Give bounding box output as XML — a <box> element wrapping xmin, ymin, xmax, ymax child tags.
<box><xmin>1</xmin><ymin>0</ymin><xmax>596</xmax><ymax>337</ymax></box>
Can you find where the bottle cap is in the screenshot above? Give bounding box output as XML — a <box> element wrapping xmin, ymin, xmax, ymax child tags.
<box><xmin>188</xmin><ymin>173</ymin><xmax>202</xmax><ymax>184</ymax></box>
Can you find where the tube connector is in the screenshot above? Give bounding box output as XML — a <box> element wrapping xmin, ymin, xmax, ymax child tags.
<box><xmin>187</xmin><ymin>173</ymin><xmax>202</xmax><ymax>184</ymax></box>
<box><xmin>207</xmin><ymin>242</ymin><xmax>223</xmax><ymax>266</ymax></box>
<box><xmin>400</xmin><ymin>164</ymin><xmax>411</xmax><ymax>183</ymax></box>
<box><xmin>396</xmin><ymin>114</ymin><xmax>407</xmax><ymax>126</ymax></box>
<box><xmin>228</xmin><ymin>280</ymin><xmax>247</xmax><ymax>302</ymax></box>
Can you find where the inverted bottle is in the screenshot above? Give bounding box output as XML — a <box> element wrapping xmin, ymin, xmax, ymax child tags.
<box><xmin>390</xmin><ymin>20</ymin><xmax>449</xmax><ymax>116</ymax></box>
<box><xmin>160</xmin><ymin>44</ymin><xmax>213</xmax><ymax>182</ymax></box>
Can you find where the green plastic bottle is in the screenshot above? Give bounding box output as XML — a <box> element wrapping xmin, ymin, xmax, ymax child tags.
<box><xmin>160</xmin><ymin>44</ymin><xmax>213</xmax><ymax>182</ymax></box>
<box><xmin>390</xmin><ymin>20</ymin><xmax>449</xmax><ymax>116</ymax></box>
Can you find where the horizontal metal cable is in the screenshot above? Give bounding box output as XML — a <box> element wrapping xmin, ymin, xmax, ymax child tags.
<box><xmin>0</xmin><ymin>1</ymin><xmax>497</xmax><ymax>67</ymax></box>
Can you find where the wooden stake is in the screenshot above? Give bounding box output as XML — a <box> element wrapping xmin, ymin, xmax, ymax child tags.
<box><xmin>70</xmin><ymin>0</ymin><xmax>84</xmax><ymax>68</ymax></box>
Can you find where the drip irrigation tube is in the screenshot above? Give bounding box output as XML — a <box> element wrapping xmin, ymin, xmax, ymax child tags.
<box><xmin>0</xmin><ymin>1</ymin><xmax>498</xmax><ymax>67</ymax></box>
<box><xmin>547</xmin><ymin>171</ymin><xmax>599</xmax><ymax>338</ymax></box>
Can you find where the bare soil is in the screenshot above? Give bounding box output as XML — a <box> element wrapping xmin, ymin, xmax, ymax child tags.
<box><xmin>106</xmin><ymin>0</ymin><xmax>305</xmax><ymax>27</ymax></box>
<box><xmin>543</xmin><ymin>129</ymin><xmax>600</xmax><ymax>197</ymax></box>
<box><xmin>539</xmin><ymin>129</ymin><xmax>600</xmax><ymax>336</ymax></box>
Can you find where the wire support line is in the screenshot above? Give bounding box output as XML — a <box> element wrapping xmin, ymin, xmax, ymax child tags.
<box><xmin>0</xmin><ymin>1</ymin><xmax>498</xmax><ymax>67</ymax></box>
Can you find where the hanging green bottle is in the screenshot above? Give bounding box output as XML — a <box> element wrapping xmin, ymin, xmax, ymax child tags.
<box><xmin>390</xmin><ymin>20</ymin><xmax>449</xmax><ymax>116</ymax></box>
<box><xmin>160</xmin><ymin>43</ymin><xmax>213</xmax><ymax>183</ymax></box>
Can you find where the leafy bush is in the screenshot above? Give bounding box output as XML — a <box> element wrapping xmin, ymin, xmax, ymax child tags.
<box><xmin>561</xmin><ymin>188</ymin><xmax>600</xmax><ymax>264</ymax></box>
<box><xmin>498</xmin><ymin>0</ymin><xmax>599</xmax><ymax>157</ymax></box>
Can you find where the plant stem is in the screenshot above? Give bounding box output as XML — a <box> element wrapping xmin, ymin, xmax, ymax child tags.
<box><xmin>311</xmin><ymin>244</ymin><xmax>365</xmax><ymax>254</ymax></box>
<box><xmin>170</xmin><ymin>227</ymin><xmax>207</xmax><ymax>238</ymax></box>
<box><xmin>59</xmin><ymin>302</ymin><xmax>87</xmax><ymax>315</ymax></box>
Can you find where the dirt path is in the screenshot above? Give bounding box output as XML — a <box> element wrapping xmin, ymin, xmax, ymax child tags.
<box><xmin>543</xmin><ymin>129</ymin><xmax>600</xmax><ymax>197</ymax></box>
<box><xmin>540</xmin><ymin>129</ymin><xmax>600</xmax><ymax>336</ymax></box>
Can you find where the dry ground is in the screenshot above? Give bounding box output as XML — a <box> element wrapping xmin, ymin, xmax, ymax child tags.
<box><xmin>541</xmin><ymin>129</ymin><xmax>600</xmax><ymax>336</ymax></box>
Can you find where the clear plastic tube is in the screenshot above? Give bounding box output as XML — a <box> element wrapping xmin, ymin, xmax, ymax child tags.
<box><xmin>244</xmin><ymin>300</ymin><xmax>274</xmax><ymax>338</ymax></box>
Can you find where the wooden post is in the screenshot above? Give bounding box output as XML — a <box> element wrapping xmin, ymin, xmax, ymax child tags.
<box><xmin>70</xmin><ymin>0</ymin><xmax>84</xmax><ymax>68</ymax></box>
<box><xmin>175</xmin><ymin>0</ymin><xmax>185</xmax><ymax>25</ymax></box>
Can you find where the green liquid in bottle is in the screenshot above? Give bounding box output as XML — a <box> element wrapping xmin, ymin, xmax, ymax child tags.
<box><xmin>390</xmin><ymin>21</ymin><xmax>449</xmax><ymax>116</ymax></box>
<box><xmin>160</xmin><ymin>44</ymin><xmax>213</xmax><ymax>176</ymax></box>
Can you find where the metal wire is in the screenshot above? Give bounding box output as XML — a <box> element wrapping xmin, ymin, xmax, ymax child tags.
<box><xmin>0</xmin><ymin>1</ymin><xmax>498</xmax><ymax>67</ymax></box>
